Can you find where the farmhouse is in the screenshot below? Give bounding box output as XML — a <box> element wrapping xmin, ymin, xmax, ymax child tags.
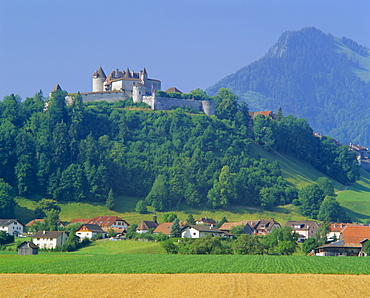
<box><xmin>33</xmin><ymin>231</ymin><xmax>68</xmax><ymax>249</ymax></box>
<box><xmin>326</xmin><ymin>223</ymin><xmax>364</xmax><ymax>241</ymax></box>
<box><xmin>181</xmin><ymin>225</ymin><xmax>233</xmax><ymax>239</ymax></box>
<box><xmin>314</xmin><ymin>226</ymin><xmax>370</xmax><ymax>256</ymax></box>
<box><xmin>245</xmin><ymin>219</ymin><xmax>281</xmax><ymax>235</ymax></box>
<box><xmin>76</xmin><ymin>224</ymin><xmax>106</xmax><ymax>240</ymax></box>
<box><xmin>285</xmin><ymin>221</ymin><xmax>319</xmax><ymax>241</ymax></box>
<box><xmin>87</xmin><ymin>216</ymin><xmax>129</xmax><ymax>232</ymax></box>
<box><xmin>153</xmin><ymin>222</ymin><xmax>186</xmax><ymax>236</ymax></box>
<box><xmin>0</xmin><ymin>219</ymin><xmax>24</xmax><ymax>236</ymax></box>
<box><xmin>18</xmin><ymin>241</ymin><xmax>39</xmax><ymax>255</ymax></box>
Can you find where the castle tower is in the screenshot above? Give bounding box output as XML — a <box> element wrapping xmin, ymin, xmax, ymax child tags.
<box><xmin>133</xmin><ymin>84</ymin><xmax>145</xmax><ymax>103</ymax></box>
<box><xmin>140</xmin><ymin>68</ymin><xmax>148</xmax><ymax>83</ymax></box>
<box><xmin>92</xmin><ymin>67</ymin><xmax>106</xmax><ymax>92</ymax></box>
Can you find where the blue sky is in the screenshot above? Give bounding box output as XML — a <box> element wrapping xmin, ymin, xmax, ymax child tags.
<box><xmin>1</xmin><ymin>1</ymin><xmax>369</xmax><ymax>100</ymax></box>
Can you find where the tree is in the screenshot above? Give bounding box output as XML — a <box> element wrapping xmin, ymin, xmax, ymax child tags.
<box><xmin>44</xmin><ymin>209</ymin><xmax>60</xmax><ymax>231</ymax></box>
<box><xmin>318</xmin><ymin>196</ymin><xmax>348</xmax><ymax>222</ymax></box>
<box><xmin>170</xmin><ymin>218</ymin><xmax>181</xmax><ymax>238</ymax></box>
<box><xmin>233</xmin><ymin>234</ymin><xmax>263</xmax><ymax>255</ymax></box>
<box><xmin>34</xmin><ymin>198</ymin><xmax>60</xmax><ymax>219</ymax></box>
<box><xmin>217</xmin><ymin>216</ymin><xmax>228</xmax><ymax>228</ymax></box>
<box><xmin>298</xmin><ymin>184</ymin><xmax>325</xmax><ymax>219</ymax></box>
<box><xmin>363</xmin><ymin>240</ymin><xmax>370</xmax><ymax>256</ymax></box>
<box><xmin>146</xmin><ymin>175</ymin><xmax>170</xmax><ymax>211</ymax></box>
<box><xmin>215</xmin><ymin>88</ymin><xmax>238</xmax><ymax>121</ymax></box>
<box><xmin>263</xmin><ymin>227</ymin><xmax>298</xmax><ymax>255</ymax></box>
<box><xmin>207</xmin><ymin>165</ymin><xmax>235</xmax><ymax>208</ymax></box>
<box><xmin>316</xmin><ymin>177</ymin><xmax>335</xmax><ymax>196</ymax></box>
<box><xmin>135</xmin><ymin>200</ymin><xmax>148</xmax><ymax>214</ymax></box>
<box><xmin>106</xmin><ymin>188</ymin><xmax>115</xmax><ymax>210</ymax></box>
<box><xmin>162</xmin><ymin>212</ymin><xmax>178</xmax><ymax>223</ymax></box>
<box><xmin>186</xmin><ymin>214</ymin><xmax>196</xmax><ymax>225</ymax></box>
<box><xmin>0</xmin><ymin>179</ymin><xmax>14</xmax><ymax>218</ymax></box>
<box><xmin>161</xmin><ymin>240</ymin><xmax>178</xmax><ymax>254</ymax></box>
<box><xmin>230</xmin><ymin>225</ymin><xmax>246</xmax><ymax>236</ymax></box>
<box><xmin>301</xmin><ymin>238</ymin><xmax>318</xmax><ymax>255</ymax></box>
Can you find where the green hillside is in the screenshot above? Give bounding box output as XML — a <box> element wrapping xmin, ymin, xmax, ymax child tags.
<box><xmin>15</xmin><ymin>142</ymin><xmax>365</xmax><ymax>226</ymax></box>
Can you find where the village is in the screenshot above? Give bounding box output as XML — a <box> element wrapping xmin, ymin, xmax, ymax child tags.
<box><xmin>2</xmin><ymin>215</ymin><xmax>369</xmax><ymax>257</ymax></box>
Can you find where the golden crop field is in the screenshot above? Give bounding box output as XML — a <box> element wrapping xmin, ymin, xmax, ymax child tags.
<box><xmin>1</xmin><ymin>274</ymin><xmax>370</xmax><ymax>298</ymax></box>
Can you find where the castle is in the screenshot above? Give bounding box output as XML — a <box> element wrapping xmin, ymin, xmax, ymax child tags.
<box><xmin>73</xmin><ymin>66</ymin><xmax>215</xmax><ymax>115</ymax></box>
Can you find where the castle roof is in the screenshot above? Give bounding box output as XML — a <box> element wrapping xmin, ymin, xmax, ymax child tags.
<box><xmin>51</xmin><ymin>84</ymin><xmax>62</xmax><ymax>92</ymax></box>
<box><xmin>165</xmin><ymin>87</ymin><xmax>183</xmax><ymax>93</ymax></box>
<box><xmin>93</xmin><ymin>67</ymin><xmax>106</xmax><ymax>79</ymax></box>
<box><xmin>141</xmin><ymin>68</ymin><xmax>148</xmax><ymax>75</ymax></box>
<box><xmin>123</xmin><ymin>68</ymin><xmax>131</xmax><ymax>79</ymax></box>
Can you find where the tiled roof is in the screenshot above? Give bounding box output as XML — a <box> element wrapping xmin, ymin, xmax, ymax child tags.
<box><xmin>329</xmin><ymin>223</ymin><xmax>362</xmax><ymax>232</ymax></box>
<box><xmin>219</xmin><ymin>221</ymin><xmax>249</xmax><ymax>231</ymax></box>
<box><xmin>165</xmin><ymin>87</ymin><xmax>183</xmax><ymax>93</ymax></box>
<box><xmin>248</xmin><ymin>111</ymin><xmax>274</xmax><ymax>120</ymax></box>
<box><xmin>137</xmin><ymin>220</ymin><xmax>158</xmax><ymax>231</ymax></box>
<box><xmin>77</xmin><ymin>224</ymin><xmax>105</xmax><ymax>233</ymax></box>
<box><xmin>33</xmin><ymin>231</ymin><xmax>65</xmax><ymax>239</ymax></box>
<box><xmin>0</xmin><ymin>219</ymin><xmax>23</xmax><ymax>226</ymax></box>
<box><xmin>154</xmin><ymin>222</ymin><xmax>185</xmax><ymax>235</ymax></box>
<box><xmin>88</xmin><ymin>216</ymin><xmax>129</xmax><ymax>227</ymax></box>
<box><xmin>196</xmin><ymin>218</ymin><xmax>216</xmax><ymax>225</ymax></box>
<box><xmin>341</xmin><ymin>226</ymin><xmax>370</xmax><ymax>246</ymax></box>
<box><xmin>26</xmin><ymin>219</ymin><xmax>44</xmax><ymax>226</ymax></box>
<box><xmin>285</xmin><ymin>221</ymin><xmax>318</xmax><ymax>230</ymax></box>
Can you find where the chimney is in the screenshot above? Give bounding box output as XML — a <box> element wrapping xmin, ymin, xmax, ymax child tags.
<box><xmin>42</xmin><ymin>230</ymin><xmax>46</xmax><ymax>235</ymax></box>
<box><xmin>153</xmin><ymin>212</ymin><xmax>157</xmax><ymax>224</ymax></box>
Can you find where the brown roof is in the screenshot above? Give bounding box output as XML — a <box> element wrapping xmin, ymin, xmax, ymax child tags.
<box><xmin>77</xmin><ymin>224</ymin><xmax>105</xmax><ymax>234</ymax></box>
<box><xmin>329</xmin><ymin>223</ymin><xmax>363</xmax><ymax>233</ymax></box>
<box><xmin>341</xmin><ymin>226</ymin><xmax>370</xmax><ymax>246</ymax></box>
<box><xmin>219</xmin><ymin>221</ymin><xmax>250</xmax><ymax>231</ymax></box>
<box><xmin>26</xmin><ymin>219</ymin><xmax>44</xmax><ymax>226</ymax></box>
<box><xmin>154</xmin><ymin>222</ymin><xmax>185</xmax><ymax>235</ymax></box>
<box><xmin>137</xmin><ymin>220</ymin><xmax>158</xmax><ymax>231</ymax></box>
<box><xmin>185</xmin><ymin>225</ymin><xmax>233</xmax><ymax>236</ymax></box>
<box><xmin>87</xmin><ymin>216</ymin><xmax>129</xmax><ymax>227</ymax></box>
<box><xmin>165</xmin><ymin>87</ymin><xmax>182</xmax><ymax>93</ymax></box>
<box><xmin>33</xmin><ymin>231</ymin><xmax>66</xmax><ymax>239</ymax></box>
<box><xmin>248</xmin><ymin>111</ymin><xmax>274</xmax><ymax>120</ymax></box>
<box><xmin>51</xmin><ymin>84</ymin><xmax>62</xmax><ymax>92</ymax></box>
<box><xmin>18</xmin><ymin>241</ymin><xmax>39</xmax><ymax>249</ymax></box>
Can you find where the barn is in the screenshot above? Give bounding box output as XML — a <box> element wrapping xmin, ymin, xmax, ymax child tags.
<box><xmin>18</xmin><ymin>241</ymin><xmax>39</xmax><ymax>255</ymax></box>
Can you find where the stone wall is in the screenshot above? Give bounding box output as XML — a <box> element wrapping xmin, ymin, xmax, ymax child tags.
<box><xmin>80</xmin><ymin>91</ymin><xmax>128</xmax><ymax>102</ymax></box>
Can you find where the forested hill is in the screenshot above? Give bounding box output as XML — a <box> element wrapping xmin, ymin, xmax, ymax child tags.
<box><xmin>207</xmin><ymin>27</ymin><xmax>370</xmax><ymax>147</ymax></box>
<box><xmin>0</xmin><ymin>90</ymin><xmax>359</xmax><ymax>223</ymax></box>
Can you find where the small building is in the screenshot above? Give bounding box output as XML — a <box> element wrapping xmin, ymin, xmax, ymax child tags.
<box><xmin>195</xmin><ymin>217</ymin><xmax>217</xmax><ymax>225</ymax></box>
<box><xmin>18</xmin><ymin>241</ymin><xmax>39</xmax><ymax>255</ymax></box>
<box><xmin>0</xmin><ymin>219</ymin><xmax>24</xmax><ymax>236</ymax></box>
<box><xmin>219</xmin><ymin>221</ymin><xmax>253</xmax><ymax>235</ymax></box>
<box><xmin>76</xmin><ymin>224</ymin><xmax>106</xmax><ymax>240</ymax></box>
<box><xmin>136</xmin><ymin>220</ymin><xmax>159</xmax><ymax>234</ymax></box>
<box><xmin>285</xmin><ymin>221</ymin><xmax>319</xmax><ymax>241</ymax></box>
<box><xmin>33</xmin><ymin>231</ymin><xmax>68</xmax><ymax>249</ymax></box>
<box><xmin>181</xmin><ymin>225</ymin><xmax>233</xmax><ymax>239</ymax></box>
<box><xmin>327</xmin><ymin>223</ymin><xmax>364</xmax><ymax>241</ymax></box>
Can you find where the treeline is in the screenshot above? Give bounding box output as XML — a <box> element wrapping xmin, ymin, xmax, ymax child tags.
<box><xmin>253</xmin><ymin>111</ymin><xmax>360</xmax><ymax>184</ymax></box>
<box><xmin>0</xmin><ymin>87</ymin><xmax>358</xmax><ymax>217</ymax></box>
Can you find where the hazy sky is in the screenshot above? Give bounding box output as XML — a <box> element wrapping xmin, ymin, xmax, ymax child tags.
<box><xmin>1</xmin><ymin>1</ymin><xmax>369</xmax><ymax>100</ymax></box>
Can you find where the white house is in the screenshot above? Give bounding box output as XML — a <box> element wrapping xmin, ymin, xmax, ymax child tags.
<box><xmin>285</xmin><ymin>221</ymin><xmax>319</xmax><ymax>241</ymax></box>
<box><xmin>0</xmin><ymin>219</ymin><xmax>24</xmax><ymax>236</ymax></box>
<box><xmin>76</xmin><ymin>224</ymin><xmax>106</xmax><ymax>240</ymax></box>
<box><xmin>181</xmin><ymin>225</ymin><xmax>233</xmax><ymax>239</ymax></box>
<box><xmin>32</xmin><ymin>231</ymin><xmax>68</xmax><ymax>249</ymax></box>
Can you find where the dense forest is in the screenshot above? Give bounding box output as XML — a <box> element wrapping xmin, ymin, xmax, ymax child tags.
<box><xmin>0</xmin><ymin>87</ymin><xmax>359</xmax><ymax>222</ymax></box>
<box><xmin>207</xmin><ymin>27</ymin><xmax>370</xmax><ymax>147</ymax></box>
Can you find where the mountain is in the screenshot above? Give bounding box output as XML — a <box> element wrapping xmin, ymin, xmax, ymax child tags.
<box><xmin>207</xmin><ymin>27</ymin><xmax>370</xmax><ymax>147</ymax></box>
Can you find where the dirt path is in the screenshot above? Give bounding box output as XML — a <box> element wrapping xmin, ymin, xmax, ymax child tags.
<box><xmin>1</xmin><ymin>273</ymin><xmax>370</xmax><ymax>297</ymax></box>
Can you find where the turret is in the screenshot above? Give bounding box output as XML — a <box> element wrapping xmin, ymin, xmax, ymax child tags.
<box><xmin>140</xmin><ymin>68</ymin><xmax>148</xmax><ymax>83</ymax></box>
<box><xmin>133</xmin><ymin>84</ymin><xmax>145</xmax><ymax>103</ymax></box>
<box><xmin>92</xmin><ymin>67</ymin><xmax>106</xmax><ymax>92</ymax></box>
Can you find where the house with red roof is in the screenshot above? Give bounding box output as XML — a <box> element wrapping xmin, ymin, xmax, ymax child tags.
<box><xmin>315</xmin><ymin>226</ymin><xmax>370</xmax><ymax>256</ymax></box>
<box><xmin>87</xmin><ymin>216</ymin><xmax>129</xmax><ymax>231</ymax></box>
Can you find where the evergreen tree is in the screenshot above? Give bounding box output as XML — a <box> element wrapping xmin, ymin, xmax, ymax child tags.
<box><xmin>170</xmin><ymin>218</ymin><xmax>181</xmax><ymax>237</ymax></box>
<box><xmin>106</xmin><ymin>188</ymin><xmax>115</xmax><ymax>210</ymax></box>
<box><xmin>186</xmin><ymin>214</ymin><xmax>196</xmax><ymax>225</ymax></box>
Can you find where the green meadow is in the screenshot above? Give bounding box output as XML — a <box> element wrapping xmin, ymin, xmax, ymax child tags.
<box><xmin>2</xmin><ymin>250</ymin><xmax>370</xmax><ymax>274</ymax></box>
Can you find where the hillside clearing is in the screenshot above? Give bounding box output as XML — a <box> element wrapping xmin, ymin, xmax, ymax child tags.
<box><xmin>1</xmin><ymin>273</ymin><xmax>370</xmax><ymax>297</ymax></box>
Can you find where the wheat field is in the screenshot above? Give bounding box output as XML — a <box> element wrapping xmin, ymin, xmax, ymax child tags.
<box><xmin>1</xmin><ymin>273</ymin><xmax>370</xmax><ymax>297</ymax></box>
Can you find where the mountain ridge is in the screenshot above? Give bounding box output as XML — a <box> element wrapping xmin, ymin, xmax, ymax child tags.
<box><xmin>207</xmin><ymin>27</ymin><xmax>370</xmax><ymax>147</ymax></box>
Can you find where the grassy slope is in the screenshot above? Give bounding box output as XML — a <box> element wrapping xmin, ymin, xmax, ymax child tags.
<box><xmin>15</xmin><ymin>143</ymin><xmax>369</xmax><ymax>225</ymax></box>
<box><xmin>336</xmin><ymin>169</ymin><xmax>370</xmax><ymax>222</ymax></box>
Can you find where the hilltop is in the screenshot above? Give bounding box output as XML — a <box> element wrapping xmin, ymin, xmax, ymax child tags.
<box><xmin>207</xmin><ymin>27</ymin><xmax>370</xmax><ymax>147</ymax></box>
